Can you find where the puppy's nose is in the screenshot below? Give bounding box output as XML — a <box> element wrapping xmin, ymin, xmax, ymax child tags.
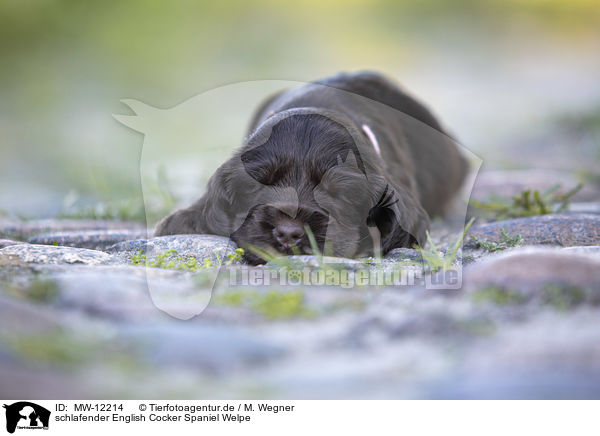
<box><xmin>274</xmin><ymin>221</ymin><xmax>305</xmax><ymax>248</ymax></box>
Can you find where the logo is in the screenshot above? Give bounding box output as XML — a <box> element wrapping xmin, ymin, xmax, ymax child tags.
<box><xmin>3</xmin><ymin>402</ymin><xmax>50</xmax><ymax>434</ymax></box>
<box><xmin>113</xmin><ymin>80</ymin><xmax>481</xmax><ymax>319</ymax></box>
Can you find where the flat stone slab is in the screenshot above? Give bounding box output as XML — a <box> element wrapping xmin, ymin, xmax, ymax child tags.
<box><xmin>107</xmin><ymin>234</ymin><xmax>238</xmax><ymax>265</ymax></box>
<box><xmin>561</xmin><ymin>246</ymin><xmax>600</xmax><ymax>257</ymax></box>
<box><xmin>28</xmin><ymin>230</ymin><xmax>149</xmax><ymax>251</ymax></box>
<box><xmin>0</xmin><ymin>295</ymin><xmax>64</xmax><ymax>335</ymax></box>
<box><xmin>4</xmin><ymin>216</ymin><xmax>600</xmax><ymax>398</ymax></box>
<box><xmin>435</xmin><ymin>369</ymin><xmax>600</xmax><ymax>399</ymax></box>
<box><xmin>266</xmin><ymin>255</ymin><xmax>365</xmax><ymax>271</ymax></box>
<box><xmin>0</xmin><ymin>239</ymin><xmax>26</xmax><ymax>249</ymax></box>
<box><xmin>122</xmin><ymin>323</ymin><xmax>285</xmax><ymax>372</ymax></box>
<box><xmin>53</xmin><ymin>270</ymin><xmax>165</xmax><ymax>321</ymax></box>
<box><xmin>0</xmin><ymin>244</ymin><xmax>115</xmax><ymax>265</ymax></box>
<box><xmin>48</xmin><ymin>266</ymin><xmax>215</xmax><ymax>321</ymax></box>
<box><xmin>438</xmin><ymin>309</ymin><xmax>600</xmax><ymax>399</ymax></box>
<box><xmin>466</xmin><ymin>214</ymin><xmax>600</xmax><ymax>247</ymax></box>
<box><xmin>384</xmin><ymin>248</ymin><xmax>424</xmax><ymax>263</ymax></box>
<box><xmin>0</xmin><ymin>218</ymin><xmax>145</xmax><ymax>241</ymax></box>
<box><xmin>0</xmin><ymin>360</ymin><xmax>92</xmax><ymax>399</ymax></box>
<box><xmin>463</xmin><ymin>247</ymin><xmax>600</xmax><ymax>297</ymax></box>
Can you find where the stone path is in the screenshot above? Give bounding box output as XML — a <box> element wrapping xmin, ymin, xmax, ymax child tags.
<box><xmin>1</xmin><ymin>196</ymin><xmax>599</xmax><ymax>399</ymax></box>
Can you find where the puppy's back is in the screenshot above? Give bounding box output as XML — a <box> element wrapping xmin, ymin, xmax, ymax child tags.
<box><xmin>315</xmin><ymin>72</ymin><xmax>446</xmax><ymax>135</ymax></box>
<box><xmin>249</xmin><ymin>72</ymin><xmax>468</xmax><ymax>217</ymax></box>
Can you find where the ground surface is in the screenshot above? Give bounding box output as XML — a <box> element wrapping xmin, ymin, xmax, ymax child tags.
<box><xmin>1</xmin><ymin>168</ymin><xmax>600</xmax><ymax>399</ymax></box>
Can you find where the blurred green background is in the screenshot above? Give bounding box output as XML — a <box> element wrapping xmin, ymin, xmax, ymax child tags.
<box><xmin>1</xmin><ymin>0</ymin><xmax>599</xmax><ymax>222</ymax></box>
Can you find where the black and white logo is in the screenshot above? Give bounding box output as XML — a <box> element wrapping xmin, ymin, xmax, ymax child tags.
<box><xmin>3</xmin><ymin>402</ymin><xmax>50</xmax><ymax>434</ymax></box>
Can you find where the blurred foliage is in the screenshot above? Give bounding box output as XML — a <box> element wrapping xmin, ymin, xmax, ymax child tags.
<box><xmin>470</xmin><ymin>183</ymin><xmax>583</xmax><ymax>220</ymax></box>
<box><xmin>1</xmin><ymin>0</ymin><xmax>599</xmax><ymax>218</ymax></box>
<box><xmin>2</xmin><ymin>0</ymin><xmax>598</xmax><ymax>96</ymax></box>
<box><xmin>417</xmin><ymin>217</ymin><xmax>474</xmax><ymax>272</ymax></box>
<box><xmin>58</xmin><ymin>197</ymin><xmax>148</xmax><ymax>222</ymax></box>
<box><xmin>557</xmin><ymin>104</ymin><xmax>600</xmax><ymax>138</ymax></box>
<box><xmin>58</xmin><ymin>166</ymin><xmax>176</xmax><ymax>223</ymax></box>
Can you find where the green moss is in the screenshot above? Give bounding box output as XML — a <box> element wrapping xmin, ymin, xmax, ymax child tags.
<box><xmin>4</xmin><ymin>277</ymin><xmax>60</xmax><ymax>303</ymax></box>
<box><xmin>470</xmin><ymin>228</ymin><xmax>524</xmax><ymax>252</ymax></box>
<box><xmin>252</xmin><ymin>291</ymin><xmax>315</xmax><ymax>320</ymax></box>
<box><xmin>471</xmin><ymin>286</ymin><xmax>527</xmax><ymax>305</ymax></box>
<box><xmin>215</xmin><ymin>290</ymin><xmax>314</xmax><ymax>320</ymax></box>
<box><xmin>472</xmin><ymin>284</ymin><xmax>594</xmax><ymax>310</ymax></box>
<box><xmin>4</xmin><ymin>332</ymin><xmax>96</xmax><ymax>367</ymax></box>
<box><xmin>2</xmin><ymin>331</ymin><xmax>143</xmax><ymax>371</ymax></box>
<box><xmin>470</xmin><ymin>183</ymin><xmax>583</xmax><ymax>221</ymax></box>
<box><xmin>24</xmin><ymin>278</ymin><xmax>60</xmax><ymax>303</ymax></box>
<box><xmin>226</xmin><ymin>248</ymin><xmax>245</xmax><ymax>264</ymax></box>
<box><xmin>542</xmin><ymin>284</ymin><xmax>585</xmax><ymax>311</ymax></box>
<box><xmin>130</xmin><ymin>247</ymin><xmax>244</xmax><ymax>271</ymax></box>
<box><xmin>216</xmin><ymin>291</ymin><xmax>246</xmax><ymax>306</ymax></box>
<box><xmin>462</xmin><ymin>253</ymin><xmax>475</xmax><ymax>263</ymax></box>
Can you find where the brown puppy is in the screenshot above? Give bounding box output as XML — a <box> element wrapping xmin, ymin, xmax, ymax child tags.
<box><xmin>155</xmin><ymin>72</ymin><xmax>468</xmax><ymax>264</ymax></box>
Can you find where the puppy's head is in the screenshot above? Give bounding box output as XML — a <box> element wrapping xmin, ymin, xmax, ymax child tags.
<box><xmin>225</xmin><ymin>110</ymin><xmax>428</xmax><ymax>264</ymax></box>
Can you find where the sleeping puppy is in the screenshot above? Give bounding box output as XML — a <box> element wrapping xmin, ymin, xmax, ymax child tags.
<box><xmin>155</xmin><ymin>72</ymin><xmax>468</xmax><ymax>264</ymax></box>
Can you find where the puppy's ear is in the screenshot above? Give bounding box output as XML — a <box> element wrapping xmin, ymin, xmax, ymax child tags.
<box><xmin>370</xmin><ymin>185</ymin><xmax>429</xmax><ymax>251</ymax></box>
<box><xmin>395</xmin><ymin>200</ymin><xmax>429</xmax><ymax>249</ymax></box>
<box><xmin>379</xmin><ymin>209</ymin><xmax>429</xmax><ymax>252</ymax></box>
<box><xmin>403</xmin><ymin>207</ymin><xmax>429</xmax><ymax>248</ymax></box>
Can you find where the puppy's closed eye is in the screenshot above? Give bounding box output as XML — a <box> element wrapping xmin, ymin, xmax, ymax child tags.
<box><xmin>241</xmin><ymin>148</ymin><xmax>290</xmax><ymax>186</ymax></box>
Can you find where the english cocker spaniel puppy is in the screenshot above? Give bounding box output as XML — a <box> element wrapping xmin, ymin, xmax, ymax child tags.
<box><xmin>155</xmin><ymin>72</ymin><xmax>468</xmax><ymax>264</ymax></box>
